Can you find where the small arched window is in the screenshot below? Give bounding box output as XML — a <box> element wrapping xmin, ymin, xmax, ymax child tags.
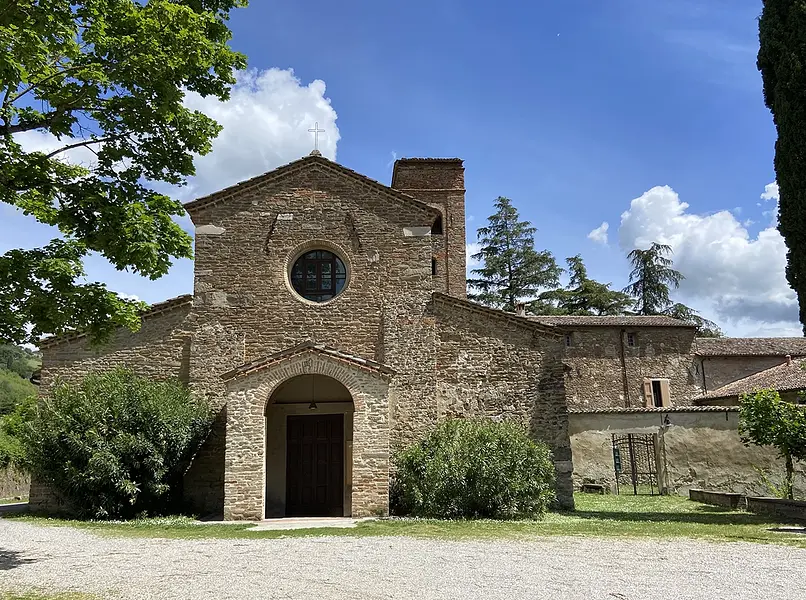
<box><xmin>431</xmin><ymin>215</ymin><xmax>443</xmax><ymax>235</ymax></box>
<box><xmin>290</xmin><ymin>250</ymin><xmax>347</xmax><ymax>302</ymax></box>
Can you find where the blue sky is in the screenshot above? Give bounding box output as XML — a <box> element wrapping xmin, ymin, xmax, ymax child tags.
<box><xmin>3</xmin><ymin>0</ymin><xmax>793</xmax><ymax>336</ymax></box>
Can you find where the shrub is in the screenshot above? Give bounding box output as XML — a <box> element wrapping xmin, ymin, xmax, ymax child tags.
<box><xmin>391</xmin><ymin>418</ymin><xmax>556</xmax><ymax>520</ymax></box>
<box><xmin>21</xmin><ymin>368</ymin><xmax>213</xmax><ymax>519</ymax></box>
<box><xmin>0</xmin><ymin>394</ymin><xmax>35</xmax><ymax>468</ymax></box>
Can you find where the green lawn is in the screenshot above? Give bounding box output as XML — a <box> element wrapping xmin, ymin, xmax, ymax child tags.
<box><xmin>9</xmin><ymin>494</ymin><xmax>806</xmax><ymax>547</ymax></box>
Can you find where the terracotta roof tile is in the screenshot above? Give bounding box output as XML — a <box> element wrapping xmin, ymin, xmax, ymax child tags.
<box><xmin>693</xmin><ymin>337</ymin><xmax>806</xmax><ymax>357</ymax></box>
<box><xmin>568</xmin><ymin>406</ymin><xmax>739</xmax><ymax>414</ymax></box>
<box><xmin>528</xmin><ymin>315</ymin><xmax>694</xmax><ymax>328</ymax></box>
<box><xmin>432</xmin><ymin>294</ymin><xmax>561</xmax><ymax>337</ymax></box>
<box><xmin>220</xmin><ymin>340</ymin><xmax>395</xmax><ymax>382</ymax></box>
<box><xmin>703</xmin><ymin>357</ymin><xmax>806</xmax><ymax>399</ymax></box>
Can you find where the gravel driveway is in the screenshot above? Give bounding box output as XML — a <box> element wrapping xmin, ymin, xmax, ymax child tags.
<box><xmin>1</xmin><ymin>518</ymin><xmax>804</xmax><ymax>600</ymax></box>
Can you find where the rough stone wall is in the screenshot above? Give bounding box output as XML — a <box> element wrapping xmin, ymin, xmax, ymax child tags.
<box><xmin>0</xmin><ymin>466</ymin><xmax>29</xmax><ymax>500</ymax></box>
<box><xmin>569</xmin><ymin>410</ymin><xmax>806</xmax><ymax>497</ymax></box>
<box><xmin>698</xmin><ymin>355</ymin><xmax>789</xmax><ymax>392</ymax></box>
<box><xmin>188</xmin><ymin>160</ymin><xmax>439</xmax><ymax>518</ymax></box>
<box><xmin>432</xmin><ymin>299</ymin><xmax>574</xmax><ymax>509</ymax></box>
<box><xmin>563</xmin><ymin>327</ymin><xmax>700</xmax><ymax>409</ymax></box>
<box><xmin>38</xmin><ymin>304</ymin><xmax>192</xmax><ymax>391</ymax></box>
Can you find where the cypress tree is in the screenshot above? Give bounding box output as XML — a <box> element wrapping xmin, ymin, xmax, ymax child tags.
<box><xmin>758</xmin><ymin>0</ymin><xmax>806</xmax><ymax>333</ymax></box>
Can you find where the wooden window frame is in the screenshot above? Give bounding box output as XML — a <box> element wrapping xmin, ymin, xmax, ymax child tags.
<box><xmin>643</xmin><ymin>377</ymin><xmax>671</xmax><ymax>408</ymax></box>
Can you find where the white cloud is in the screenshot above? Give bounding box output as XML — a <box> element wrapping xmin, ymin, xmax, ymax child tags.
<box><xmin>466</xmin><ymin>242</ymin><xmax>482</xmax><ymax>272</ymax></box>
<box><xmin>587</xmin><ymin>221</ymin><xmax>609</xmax><ymax>245</ymax></box>
<box><xmin>14</xmin><ymin>130</ymin><xmax>100</xmax><ymax>169</ymax></box>
<box><xmin>761</xmin><ymin>181</ymin><xmax>779</xmax><ymax>202</ymax></box>
<box><xmin>178</xmin><ymin>68</ymin><xmax>340</xmax><ymax>201</ymax></box>
<box><xmin>618</xmin><ymin>184</ymin><xmax>797</xmax><ymax>331</ymax></box>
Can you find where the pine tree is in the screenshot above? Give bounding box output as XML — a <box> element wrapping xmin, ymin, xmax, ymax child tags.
<box><xmin>665</xmin><ymin>303</ymin><xmax>723</xmax><ymax>338</ymax></box>
<box><xmin>533</xmin><ymin>255</ymin><xmax>632</xmax><ymax>315</ymax></box>
<box><xmin>468</xmin><ymin>197</ymin><xmax>561</xmax><ymax>311</ymax></box>
<box><xmin>758</xmin><ymin>0</ymin><xmax>806</xmax><ymax>333</ymax></box>
<box><xmin>623</xmin><ymin>243</ymin><xmax>684</xmax><ymax>315</ymax></box>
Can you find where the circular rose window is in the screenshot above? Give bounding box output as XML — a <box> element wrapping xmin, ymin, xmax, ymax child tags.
<box><xmin>290</xmin><ymin>250</ymin><xmax>347</xmax><ymax>302</ymax></box>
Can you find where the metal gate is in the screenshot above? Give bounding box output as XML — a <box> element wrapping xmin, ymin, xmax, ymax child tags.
<box><xmin>611</xmin><ymin>433</ymin><xmax>658</xmax><ymax>495</ymax></box>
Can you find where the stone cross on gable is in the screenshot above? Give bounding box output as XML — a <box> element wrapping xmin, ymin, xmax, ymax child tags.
<box><xmin>308</xmin><ymin>121</ymin><xmax>325</xmax><ymax>153</ymax></box>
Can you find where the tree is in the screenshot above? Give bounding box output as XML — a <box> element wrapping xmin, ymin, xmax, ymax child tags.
<box><xmin>739</xmin><ymin>388</ymin><xmax>806</xmax><ymax>500</ymax></box>
<box><xmin>468</xmin><ymin>197</ymin><xmax>561</xmax><ymax>311</ymax></box>
<box><xmin>665</xmin><ymin>303</ymin><xmax>723</xmax><ymax>338</ymax></box>
<box><xmin>533</xmin><ymin>255</ymin><xmax>633</xmax><ymax>316</ymax></box>
<box><xmin>1</xmin><ymin>0</ymin><xmax>248</xmax><ymax>346</ymax></box>
<box><xmin>623</xmin><ymin>243</ymin><xmax>684</xmax><ymax>315</ymax></box>
<box><xmin>21</xmin><ymin>368</ymin><xmax>214</xmax><ymax>519</ymax></box>
<box><xmin>758</xmin><ymin>1</ymin><xmax>806</xmax><ymax>334</ymax></box>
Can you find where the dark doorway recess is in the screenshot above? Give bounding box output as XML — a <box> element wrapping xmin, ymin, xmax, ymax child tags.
<box><xmin>286</xmin><ymin>414</ymin><xmax>344</xmax><ymax>516</ymax></box>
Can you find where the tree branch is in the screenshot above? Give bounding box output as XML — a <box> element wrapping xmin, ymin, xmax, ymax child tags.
<box><xmin>45</xmin><ymin>134</ymin><xmax>124</xmax><ymax>159</ymax></box>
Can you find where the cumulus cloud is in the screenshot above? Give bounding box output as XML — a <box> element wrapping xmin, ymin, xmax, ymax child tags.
<box><xmin>617</xmin><ymin>184</ymin><xmax>796</xmax><ymax>330</ymax></box>
<box><xmin>178</xmin><ymin>68</ymin><xmax>340</xmax><ymax>201</ymax></box>
<box><xmin>587</xmin><ymin>221</ymin><xmax>609</xmax><ymax>245</ymax></box>
<box><xmin>466</xmin><ymin>242</ymin><xmax>482</xmax><ymax>272</ymax></box>
<box><xmin>761</xmin><ymin>181</ymin><xmax>779</xmax><ymax>202</ymax></box>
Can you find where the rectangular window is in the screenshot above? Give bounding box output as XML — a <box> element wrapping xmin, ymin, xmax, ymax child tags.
<box><xmin>643</xmin><ymin>378</ymin><xmax>671</xmax><ymax>407</ymax></box>
<box><xmin>626</xmin><ymin>332</ymin><xmax>636</xmax><ymax>347</ymax></box>
<box><xmin>565</xmin><ymin>334</ymin><xmax>573</xmax><ymax>347</ymax></box>
<box><xmin>431</xmin><ymin>257</ymin><xmax>437</xmax><ymax>276</ymax></box>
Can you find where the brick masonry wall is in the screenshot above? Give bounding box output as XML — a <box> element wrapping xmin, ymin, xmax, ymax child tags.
<box><xmin>432</xmin><ymin>298</ymin><xmax>574</xmax><ymax>509</ymax></box>
<box><xmin>390</xmin><ymin>160</ymin><xmax>467</xmax><ymax>299</ymax></box>
<box><xmin>563</xmin><ymin>327</ymin><xmax>701</xmax><ymax>409</ymax></box>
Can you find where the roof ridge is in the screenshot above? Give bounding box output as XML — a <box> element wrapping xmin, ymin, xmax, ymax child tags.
<box><xmin>432</xmin><ymin>293</ymin><xmax>561</xmax><ymax>337</ymax></box>
<box><xmin>38</xmin><ymin>294</ymin><xmax>193</xmax><ymax>349</ymax></box>
<box><xmin>184</xmin><ymin>155</ymin><xmax>440</xmax><ymax>217</ymax></box>
<box><xmin>220</xmin><ymin>341</ymin><xmax>395</xmax><ymax>382</ymax></box>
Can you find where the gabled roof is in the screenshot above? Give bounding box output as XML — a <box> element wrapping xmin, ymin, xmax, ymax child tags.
<box><xmin>529</xmin><ymin>315</ymin><xmax>695</xmax><ymax>328</ymax></box>
<box><xmin>693</xmin><ymin>337</ymin><xmax>806</xmax><ymax>357</ymax></box>
<box><xmin>38</xmin><ymin>294</ymin><xmax>193</xmax><ymax>349</ymax></box>
<box><xmin>432</xmin><ymin>293</ymin><xmax>561</xmax><ymax>337</ymax></box>
<box><xmin>220</xmin><ymin>340</ymin><xmax>395</xmax><ymax>382</ymax></box>
<box><xmin>702</xmin><ymin>357</ymin><xmax>806</xmax><ymax>400</ymax></box>
<box><xmin>184</xmin><ymin>153</ymin><xmax>441</xmax><ymax>218</ymax></box>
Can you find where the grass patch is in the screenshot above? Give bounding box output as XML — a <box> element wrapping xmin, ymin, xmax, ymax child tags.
<box><xmin>8</xmin><ymin>494</ymin><xmax>806</xmax><ymax>547</ymax></box>
<box><xmin>0</xmin><ymin>497</ymin><xmax>27</xmax><ymax>505</ymax></box>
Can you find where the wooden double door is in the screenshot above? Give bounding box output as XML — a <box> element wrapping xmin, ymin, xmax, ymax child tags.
<box><xmin>285</xmin><ymin>414</ymin><xmax>344</xmax><ymax>517</ymax></box>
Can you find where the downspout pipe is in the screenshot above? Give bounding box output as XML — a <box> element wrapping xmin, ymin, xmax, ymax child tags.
<box><xmin>619</xmin><ymin>328</ymin><xmax>630</xmax><ymax>407</ymax></box>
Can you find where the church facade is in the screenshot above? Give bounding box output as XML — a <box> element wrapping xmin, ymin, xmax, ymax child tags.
<box><xmin>35</xmin><ymin>153</ymin><xmax>575</xmax><ymax>519</ymax></box>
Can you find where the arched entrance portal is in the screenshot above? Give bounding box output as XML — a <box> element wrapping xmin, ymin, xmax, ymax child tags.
<box><xmin>265</xmin><ymin>374</ymin><xmax>354</xmax><ymax>518</ymax></box>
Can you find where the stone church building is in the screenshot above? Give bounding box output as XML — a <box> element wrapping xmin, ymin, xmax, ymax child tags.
<box><xmin>34</xmin><ymin>151</ymin><xmax>806</xmax><ymax>517</ymax></box>
<box><xmin>34</xmin><ymin>152</ymin><xmax>575</xmax><ymax>519</ymax></box>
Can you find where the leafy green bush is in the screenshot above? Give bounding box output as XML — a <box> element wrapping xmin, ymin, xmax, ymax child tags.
<box><xmin>0</xmin><ymin>395</ymin><xmax>35</xmax><ymax>468</ymax></box>
<box><xmin>0</xmin><ymin>367</ymin><xmax>37</xmax><ymax>416</ymax></box>
<box><xmin>391</xmin><ymin>419</ymin><xmax>556</xmax><ymax>520</ymax></box>
<box><xmin>21</xmin><ymin>368</ymin><xmax>213</xmax><ymax>519</ymax></box>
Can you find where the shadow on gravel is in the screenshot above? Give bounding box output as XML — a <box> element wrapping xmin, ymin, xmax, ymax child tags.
<box><xmin>0</xmin><ymin>548</ymin><xmax>36</xmax><ymax>571</ymax></box>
